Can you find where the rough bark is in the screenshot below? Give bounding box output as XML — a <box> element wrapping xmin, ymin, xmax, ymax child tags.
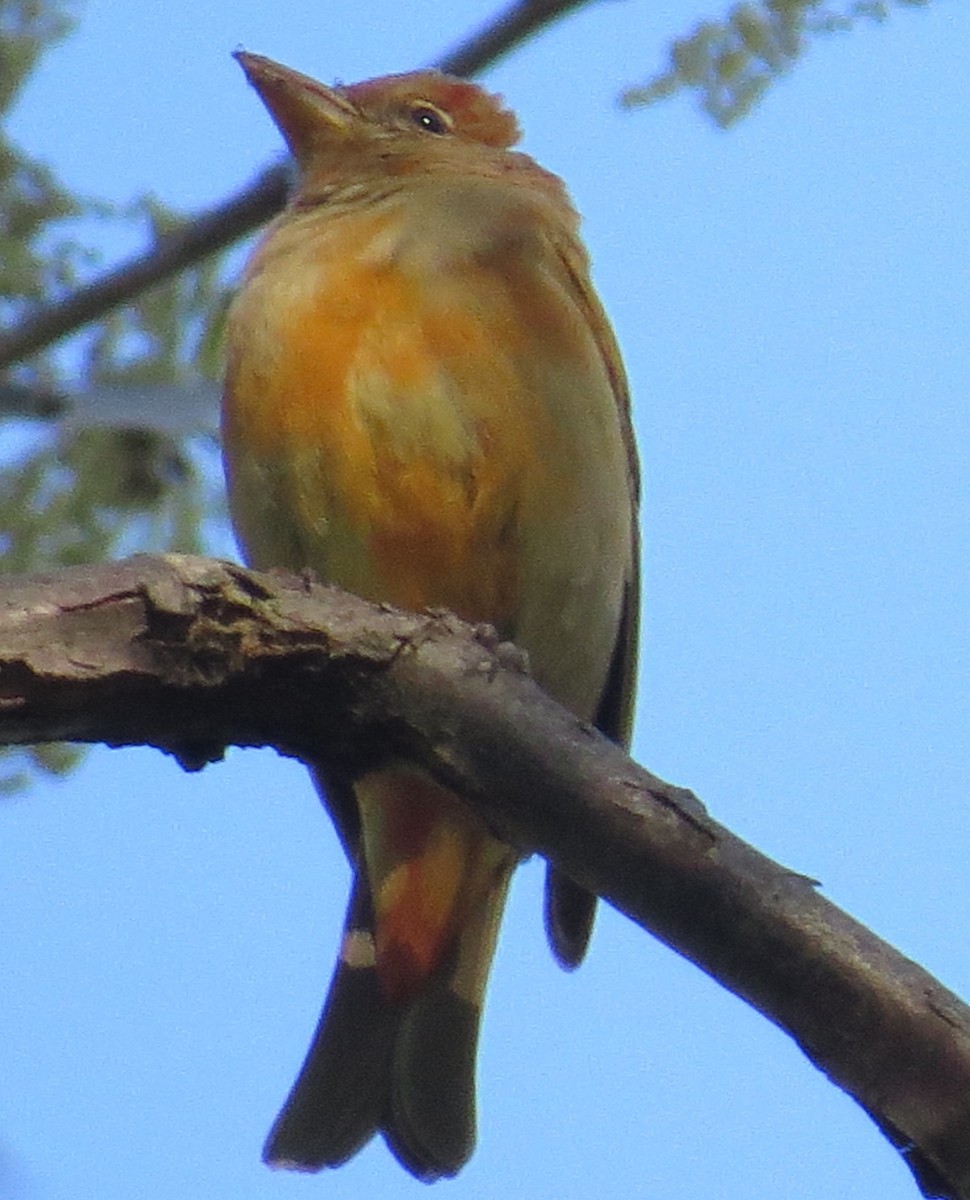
<box><xmin>0</xmin><ymin>552</ymin><xmax>967</xmax><ymax>1199</ymax></box>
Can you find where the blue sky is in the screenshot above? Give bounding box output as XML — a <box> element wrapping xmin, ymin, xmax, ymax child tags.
<box><xmin>3</xmin><ymin>2</ymin><xmax>970</xmax><ymax>1197</ymax></box>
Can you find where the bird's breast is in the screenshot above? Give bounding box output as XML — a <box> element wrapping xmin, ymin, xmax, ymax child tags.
<box><xmin>225</xmin><ymin>207</ymin><xmax>552</xmax><ymax>622</ymax></box>
<box><xmin>222</xmin><ymin>199</ymin><xmax>632</xmax><ymax>716</ymax></box>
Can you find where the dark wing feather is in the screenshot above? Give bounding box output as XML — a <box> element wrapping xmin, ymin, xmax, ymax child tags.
<box><xmin>543</xmin><ymin>228</ymin><xmax>641</xmax><ymax>968</ymax></box>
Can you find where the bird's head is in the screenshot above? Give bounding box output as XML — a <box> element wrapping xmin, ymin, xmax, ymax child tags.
<box><xmin>234</xmin><ymin>52</ymin><xmax>565</xmax><ymax>206</ymax></box>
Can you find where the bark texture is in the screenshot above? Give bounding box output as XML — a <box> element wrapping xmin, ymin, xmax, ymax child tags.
<box><xmin>0</xmin><ymin>553</ymin><xmax>967</xmax><ymax>1199</ymax></box>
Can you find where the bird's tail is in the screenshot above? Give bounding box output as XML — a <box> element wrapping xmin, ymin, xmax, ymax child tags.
<box><xmin>263</xmin><ymin>860</ymin><xmax>512</xmax><ymax>1180</ymax></box>
<box><xmin>262</xmin><ymin>878</ymin><xmax>396</xmax><ymax>1171</ymax></box>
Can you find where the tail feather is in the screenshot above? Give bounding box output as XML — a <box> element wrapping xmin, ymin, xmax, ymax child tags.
<box><xmin>383</xmin><ymin>860</ymin><xmax>512</xmax><ymax>1178</ymax></box>
<box><xmin>384</xmin><ymin>980</ymin><xmax>481</xmax><ymax>1179</ymax></box>
<box><xmin>264</xmin><ymin>861</ymin><xmax>513</xmax><ymax>1179</ymax></box>
<box><xmin>263</xmin><ymin>881</ymin><xmax>397</xmax><ymax>1170</ymax></box>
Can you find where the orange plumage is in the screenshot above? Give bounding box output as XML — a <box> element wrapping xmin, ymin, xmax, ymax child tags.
<box><xmin>222</xmin><ymin>52</ymin><xmax>639</xmax><ymax>1180</ymax></box>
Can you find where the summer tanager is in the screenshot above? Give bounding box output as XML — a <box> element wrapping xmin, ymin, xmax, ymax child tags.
<box><xmin>222</xmin><ymin>51</ymin><xmax>640</xmax><ymax>1181</ymax></box>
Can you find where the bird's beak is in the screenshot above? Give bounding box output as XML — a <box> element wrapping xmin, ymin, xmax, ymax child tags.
<box><xmin>234</xmin><ymin>51</ymin><xmax>358</xmax><ymax>162</ymax></box>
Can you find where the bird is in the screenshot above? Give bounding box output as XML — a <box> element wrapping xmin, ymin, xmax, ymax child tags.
<box><xmin>222</xmin><ymin>51</ymin><xmax>640</xmax><ymax>1181</ymax></box>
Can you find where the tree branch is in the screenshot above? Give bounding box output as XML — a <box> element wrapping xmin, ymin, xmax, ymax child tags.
<box><xmin>0</xmin><ymin>165</ymin><xmax>288</xmax><ymax>373</ymax></box>
<box><xmin>0</xmin><ymin>552</ymin><xmax>966</xmax><ymax>1199</ymax></box>
<box><xmin>0</xmin><ymin>0</ymin><xmax>601</xmax><ymax>372</ymax></box>
<box><xmin>436</xmin><ymin>0</ymin><xmax>592</xmax><ymax>77</ymax></box>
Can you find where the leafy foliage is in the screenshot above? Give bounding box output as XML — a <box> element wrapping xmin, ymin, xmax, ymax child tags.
<box><xmin>0</xmin><ymin>1</ymin><xmax>87</xmax><ymax>322</ymax></box>
<box><xmin>0</xmin><ymin>1</ymin><xmax>230</xmax><ymax>786</ymax></box>
<box><xmin>621</xmin><ymin>0</ymin><xmax>929</xmax><ymax>127</ymax></box>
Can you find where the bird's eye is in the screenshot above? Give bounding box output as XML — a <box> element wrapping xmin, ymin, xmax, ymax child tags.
<box><xmin>409</xmin><ymin>104</ymin><xmax>450</xmax><ymax>135</ymax></box>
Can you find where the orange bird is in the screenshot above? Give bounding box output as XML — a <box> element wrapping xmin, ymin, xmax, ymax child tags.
<box><xmin>222</xmin><ymin>52</ymin><xmax>640</xmax><ymax>1180</ymax></box>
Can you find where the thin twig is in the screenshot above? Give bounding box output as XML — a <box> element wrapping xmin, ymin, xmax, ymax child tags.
<box><xmin>0</xmin><ymin>165</ymin><xmax>288</xmax><ymax>371</ymax></box>
<box><xmin>0</xmin><ymin>0</ymin><xmax>600</xmax><ymax>371</ymax></box>
<box><xmin>438</xmin><ymin>0</ymin><xmax>591</xmax><ymax>75</ymax></box>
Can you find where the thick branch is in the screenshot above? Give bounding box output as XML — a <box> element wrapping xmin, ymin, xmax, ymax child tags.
<box><xmin>0</xmin><ymin>0</ymin><xmax>600</xmax><ymax>372</ymax></box>
<box><xmin>0</xmin><ymin>553</ymin><xmax>966</xmax><ymax>1198</ymax></box>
